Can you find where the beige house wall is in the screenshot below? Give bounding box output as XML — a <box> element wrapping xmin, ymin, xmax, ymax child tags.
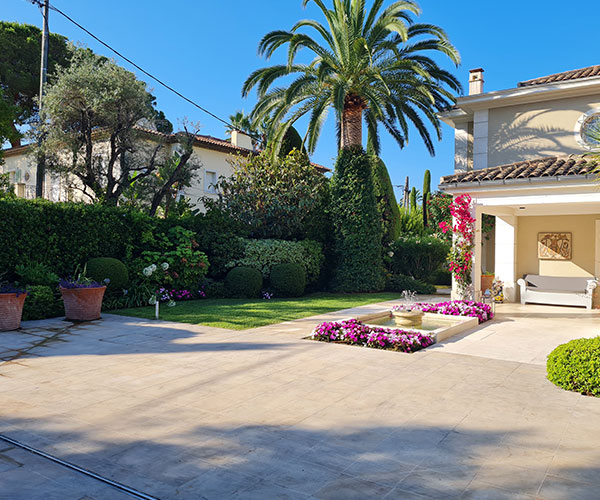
<box><xmin>487</xmin><ymin>94</ymin><xmax>600</xmax><ymax>167</ymax></box>
<box><xmin>516</xmin><ymin>214</ymin><xmax>599</xmax><ymax>280</ymax></box>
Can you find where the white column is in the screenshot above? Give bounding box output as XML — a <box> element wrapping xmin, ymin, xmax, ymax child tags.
<box><xmin>495</xmin><ymin>215</ymin><xmax>518</xmax><ymax>302</ymax></box>
<box><xmin>473</xmin><ymin>110</ymin><xmax>488</xmax><ymax>170</ymax></box>
<box><xmin>454</xmin><ymin>124</ymin><xmax>469</xmax><ymax>173</ymax></box>
<box><xmin>471</xmin><ymin>204</ymin><xmax>483</xmax><ymax>301</ymax></box>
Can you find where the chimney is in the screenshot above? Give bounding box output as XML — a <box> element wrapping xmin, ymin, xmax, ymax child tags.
<box><xmin>469</xmin><ymin>68</ymin><xmax>485</xmax><ymax>95</ymax></box>
<box><xmin>231</xmin><ymin>130</ymin><xmax>254</xmax><ymax>150</ymax></box>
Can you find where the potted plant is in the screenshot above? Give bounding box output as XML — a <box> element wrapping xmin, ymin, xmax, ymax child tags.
<box><xmin>0</xmin><ymin>282</ymin><xmax>28</xmax><ymax>331</ymax></box>
<box><xmin>481</xmin><ymin>271</ymin><xmax>495</xmax><ymax>293</ymax></box>
<box><xmin>59</xmin><ymin>267</ymin><xmax>107</xmax><ymax>321</ymax></box>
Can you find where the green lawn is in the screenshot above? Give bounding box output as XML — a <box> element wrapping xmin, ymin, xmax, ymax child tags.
<box><xmin>112</xmin><ymin>292</ymin><xmax>401</xmax><ymax>330</ymax></box>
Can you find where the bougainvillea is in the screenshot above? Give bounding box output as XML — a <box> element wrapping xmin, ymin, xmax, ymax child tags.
<box><xmin>393</xmin><ymin>300</ymin><xmax>493</xmax><ymax>324</ymax></box>
<box><xmin>439</xmin><ymin>194</ymin><xmax>475</xmax><ymax>295</ymax></box>
<box><xmin>311</xmin><ymin>319</ymin><xmax>434</xmax><ymax>353</ymax></box>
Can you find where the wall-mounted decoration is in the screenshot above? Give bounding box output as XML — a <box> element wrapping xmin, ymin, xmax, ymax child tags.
<box><xmin>538</xmin><ymin>232</ymin><xmax>572</xmax><ymax>260</ymax></box>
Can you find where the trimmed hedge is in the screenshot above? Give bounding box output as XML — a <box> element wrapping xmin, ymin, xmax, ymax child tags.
<box><xmin>547</xmin><ymin>337</ymin><xmax>600</xmax><ymax>397</ymax></box>
<box><xmin>270</xmin><ymin>263</ymin><xmax>306</xmax><ymax>297</ymax></box>
<box><xmin>225</xmin><ymin>267</ymin><xmax>263</xmax><ymax>298</ymax></box>
<box><xmin>86</xmin><ymin>257</ymin><xmax>129</xmax><ymax>292</ymax></box>
<box><xmin>229</xmin><ymin>239</ymin><xmax>323</xmax><ymax>286</ymax></box>
<box><xmin>385</xmin><ymin>274</ymin><xmax>436</xmax><ymax>295</ymax></box>
<box><xmin>22</xmin><ymin>285</ymin><xmax>62</xmax><ymax>321</ymax></box>
<box><xmin>329</xmin><ymin>147</ymin><xmax>385</xmax><ymax>292</ymax></box>
<box><xmin>390</xmin><ymin>235</ymin><xmax>450</xmax><ymax>281</ymax></box>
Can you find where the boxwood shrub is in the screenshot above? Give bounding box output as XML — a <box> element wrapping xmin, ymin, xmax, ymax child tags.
<box><xmin>229</xmin><ymin>239</ymin><xmax>323</xmax><ymax>286</ymax></box>
<box><xmin>86</xmin><ymin>257</ymin><xmax>129</xmax><ymax>292</ymax></box>
<box><xmin>225</xmin><ymin>267</ymin><xmax>263</xmax><ymax>298</ymax></box>
<box><xmin>547</xmin><ymin>337</ymin><xmax>600</xmax><ymax>397</ymax></box>
<box><xmin>390</xmin><ymin>235</ymin><xmax>450</xmax><ymax>281</ymax></box>
<box><xmin>270</xmin><ymin>263</ymin><xmax>306</xmax><ymax>297</ymax></box>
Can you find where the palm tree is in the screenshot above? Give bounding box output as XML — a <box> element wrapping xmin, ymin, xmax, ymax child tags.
<box><xmin>243</xmin><ymin>0</ymin><xmax>461</xmax><ymax>155</ymax></box>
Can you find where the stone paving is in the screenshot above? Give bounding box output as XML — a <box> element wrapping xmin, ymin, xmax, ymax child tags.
<box><xmin>1</xmin><ymin>300</ymin><xmax>600</xmax><ymax>499</ymax></box>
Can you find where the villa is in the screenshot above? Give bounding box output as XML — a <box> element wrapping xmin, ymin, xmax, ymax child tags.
<box><xmin>439</xmin><ymin>65</ymin><xmax>600</xmax><ymax>306</ymax></box>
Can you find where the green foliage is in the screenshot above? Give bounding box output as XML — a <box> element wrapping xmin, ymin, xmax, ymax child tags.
<box><xmin>137</xmin><ymin>226</ymin><xmax>209</xmax><ymax>290</ymax></box>
<box><xmin>409</xmin><ymin>187</ymin><xmax>418</xmax><ymax>212</ymax></box>
<box><xmin>279</xmin><ymin>126</ymin><xmax>306</xmax><ymax>157</ymax></box>
<box><xmin>0</xmin><ymin>22</ymin><xmax>71</xmax><ymax>145</ymax></box>
<box><xmin>0</xmin><ymin>172</ymin><xmax>15</xmax><ymax>199</ymax></box>
<box><xmin>385</xmin><ymin>274</ymin><xmax>436</xmax><ymax>295</ymax></box>
<box><xmin>547</xmin><ymin>338</ymin><xmax>600</xmax><ymax>397</ymax></box>
<box><xmin>270</xmin><ymin>263</ymin><xmax>306</xmax><ymax>297</ymax></box>
<box><xmin>86</xmin><ymin>258</ymin><xmax>129</xmax><ymax>292</ymax></box>
<box><xmin>201</xmin><ymin>279</ymin><xmax>227</xmax><ymax>299</ymax></box>
<box><xmin>428</xmin><ymin>269</ymin><xmax>452</xmax><ymax>286</ymax></box>
<box><xmin>371</xmin><ymin>155</ymin><xmax>401</xmax><ymax>245</ymax></box>
<box><xmin>212</xmin><ymin>149</ymin><xmax>328</xmax><ymax>240</ymax></box>
<box><xmin>422</xmin><ymin>170</ymin><xmax>431</xmax><ymax>226</ymax></box>
<box><xmin>390</xmin><ymin>235</ymin><xmax>450</xmax><ymax>281</ymax></box>
<box><xmin>21</xmin><ymin>285</ymin><xmax>62</xmax><ymax>321</ymax></box>
<box><xmin>15</xmin><ymin>262</ymin><xmax>58</xmax><ymax>287</ymax></box>
<box><xmin>398</xmin><ymin>206</ymin><xmax>424</xmax><ymax>236</ymax></box>
<box><xmin>243</xmin><ymin>1</ymin><xmax>461</xmax><ymax>154</ymax></box>
<box><xmin>329</xmin><ymin>147</ymin><xmax>385</xmax><ymax>292</ymax></box>
<box><xmin>428</xmin><ymin>191</ymin><xmax>453</xmax><ymax>241</ymax></box>
<box><xmin>225</xmin><ymin>267</ymin><xmax>263</xmax><ymax>298</ymax></box>
<box><xmin>229</xmin><ymin>238</ymin><xmax>323</xmax><ymax>286</ymax></box>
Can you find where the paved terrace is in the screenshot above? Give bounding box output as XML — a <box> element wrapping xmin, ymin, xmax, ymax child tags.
<box><xmin>1</xmin><ymin>301</ymin><xmax>600</xmax><ymax>499</ymax></box>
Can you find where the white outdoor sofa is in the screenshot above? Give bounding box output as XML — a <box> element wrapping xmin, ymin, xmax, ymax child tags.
<box><xmin>517</xmin><ymin>274</ymin><xmax>598</xmax><ymax>309</ymax></box>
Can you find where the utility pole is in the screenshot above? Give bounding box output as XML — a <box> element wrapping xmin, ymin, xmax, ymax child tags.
<box><xmin>35</xmin><ymin>0</ymin><xmax>49</xmax><ymax>198</ymax></box>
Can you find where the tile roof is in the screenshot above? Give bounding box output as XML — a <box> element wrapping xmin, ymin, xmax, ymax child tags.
<box><xmin>518</xmin><ymin>65</ymin><xmax>600</xmax><ymax>87</ymax></box>
<box><xmin>440</xmin><ymin>155</ymin><xmax>598</xmax><ymax>186</ymax></box>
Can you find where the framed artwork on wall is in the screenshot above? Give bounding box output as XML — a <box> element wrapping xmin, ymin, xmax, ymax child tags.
<box><xmin>538</xmin><ymin>232</ymin><xmax>572</xmax><ymax>260</ymax></box>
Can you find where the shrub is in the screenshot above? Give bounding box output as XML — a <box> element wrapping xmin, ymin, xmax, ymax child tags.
<box><xmin>21</xmin><ymin>285</ymin><xmax>62</xmax><ymax>321</ymax></box>
<box><xmin>86</xmin><ymin>257</ymin><xmax>129</xmax><ymax>292</ymax></box>
<box><xmin>225</xmin><ymin>267</ymin><xmax>263</xmax><ymax>298</ymax></box>
<box><xmin>270</xmin><ymin>263</ymin><xmax>306</xmax><ymax>297</ymax></box>
<box><xmin>370</xmin><ymin>155</ymin><xmax>401</xmax><ymax>245</ymax></box>
<box><xmin>329</xmin><ymin>147</ymin><xmax>385</xmax><ymax>292</ymax></box>
<box><xmin>547</xmin><ymin>338</ymin><xmax>600</xmax><ymax>397</ymax></box>
<box><xmin>398</xmin><ymin>206</ymin><xmax>424</xmax><ymax>236</ymax></box>
<box><xmin>15</xmin><ymin>262</ymin><xmax>59</xmax><ymax>287</ymax></box>
<box><xmin>385</xmin><ymin>274</ymin><xmax>436</xmax><ymax>295</ymax></box>
<box><xmin>229</xmin><ymin>239</ymin><xmax>323</xmax><ymax>286</ymax></box>
<box><xmin>201</xmin><ymin>279</ymin><xmax>227</xmax><ymax>299</ymax></box>
<box><xmin>428</xmin><ymin>269</ymin><xmax>452</xmax><ymax>286</ymax></box>
<box><xmin>390</xmin><ymin>235</ymin><xmax>450</xmax><ymax>281</ymax></box>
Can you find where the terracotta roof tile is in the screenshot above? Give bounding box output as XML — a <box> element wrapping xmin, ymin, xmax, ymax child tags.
<box><xmin>440</xmin><ymin>155</ymin><xmax>598</xmax><ymax>186</ymax></box>
<box><xmin>518</xmin><ymin>65</ymin><xmax>600</xmax><ymax>87</ymax></box>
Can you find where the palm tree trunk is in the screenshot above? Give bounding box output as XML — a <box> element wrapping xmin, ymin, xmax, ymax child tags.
<box><xmin>340</xmin><ymin>94</ymin><xmax>366</xmax><ymax>149</ymax></box>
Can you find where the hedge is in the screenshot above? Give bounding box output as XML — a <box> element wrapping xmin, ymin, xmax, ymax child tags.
<box><xmin>390</xmin><ymin>235</ymin><xmax>450</xmax><ymax>281</ymax></box>
<box><xmin>329</xmin><ymin>147</ymin><xmax>385</xmax><ymax>292</ymax></box>
<box><xmin>225</xmin><ymin>267</ymin><xmax>263</xmax><ymax>298</ymax></box>
<box><xmin>228</xmin><ymin>238</ymin><xmax>323</xmax><ymax>286</ymax></box>
<box><xmin>385</xmin><ymin>274</ymin><xmax>436</xmax><ymax>295</ymax></box>
<box><xmin>547</xmin><ymin>337</ymin><xmax>600</xmax><ymax>397</ymax></box>
<box><xmin>270</xmin><ymin>263</ymin><xmax>306</xmax><ymax>297</ymax></box>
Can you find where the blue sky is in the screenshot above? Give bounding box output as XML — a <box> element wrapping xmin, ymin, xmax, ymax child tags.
<box><xmin>4</xmin><ymin>0</ymin><xmax>598</xmax><ymax>198</ymax></box>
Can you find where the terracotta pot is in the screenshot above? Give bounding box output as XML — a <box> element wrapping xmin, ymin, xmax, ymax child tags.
<box><xmin>60</xmin><ymin>286</ymin><xmax>106</xmax><ymax>321</ymax></box>
<box><xmin>0</xmin><ymin>293</ymin><xmax>27</xmax><ymax>331</ymax></box>
<box><xmin>481</xmin><ymin>274</ymin><xmax>494</xmax><ymax>293</ymax></box>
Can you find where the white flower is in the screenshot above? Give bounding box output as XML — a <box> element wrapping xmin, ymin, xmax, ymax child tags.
<box><xmin>161</xmin><ymin>262</ymin><xmax>169</xmax><ymax>271</ymax></box>
<box><xmin>148</xmin><ymin>296</ymin><xmax>157</xmax><ymax>305</ymax></box>
<box><xmin>143</xmin><ymin>267</ymin><xmax>153</xmax><ymax>277</ymax></box>
<box><xmin>388</xmin><ymin>251</ymin><xmax>394</xmax><ymax>257</ymax></box>
<box><xmin>167</xmin><ymin>300</ymin><xmax>176</xmax><ymax>308</ymax></box>
<box><xmin>150</xmin><ymin>264</ymin><xmax>157</xmax><ymax>272</ymax></box>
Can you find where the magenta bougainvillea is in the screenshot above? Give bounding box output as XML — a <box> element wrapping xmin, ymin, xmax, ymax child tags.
<box><xmin>311</xmin><ymin>319</ymin><xmax>434</xmax><ymax>353</ymax></box>
<box><xmin>439</xmin><ymin>194</ymin><xmax>475</xmax><ymax>292</ymax></box>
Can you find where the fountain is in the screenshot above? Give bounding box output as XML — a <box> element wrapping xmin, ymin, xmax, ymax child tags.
<box><xmin>390</xmin><ymin>291</ymin><xmax>425</xmax><ymax>327</ymax></box>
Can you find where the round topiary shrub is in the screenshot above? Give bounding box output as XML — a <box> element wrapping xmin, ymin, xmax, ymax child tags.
<box><xmin>86</xmin><ymin>257</ymin><xmax>129</xmax><ymax>292</ymax></box>
<box><xmin>547</xmin><ymin>337</ymin><xmax>600</xmax><ymax>397</ymax></box>
<box><xmin>225</xmin><ymin>267</ymin><xmax>263</xmax><ymax>298</ymax></box>
<box><xmin>270</xmin><ymin>263</ymin><xmax>306</xmax><ymax>297</ymax></box>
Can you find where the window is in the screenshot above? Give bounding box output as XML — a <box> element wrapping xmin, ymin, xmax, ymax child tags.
<box><xmin>205</xmin><ymin>171</ymin><xmax>217</xmax><ymax>194</ymax></box>
<box><xmin>575</xmin><ymin>109</ymin><xmax>600</xmax><ymax>151</ymax></box>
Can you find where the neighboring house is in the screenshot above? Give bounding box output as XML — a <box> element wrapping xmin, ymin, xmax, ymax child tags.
<box><xmin>439</xmin><ymin>65</ymin><xmax>600</xmax><ymax>305</ymax></box>
<box><xmin>1</xmin><ymin>129</ymin><xmax>329</xmax><ymax>206</ymax></box>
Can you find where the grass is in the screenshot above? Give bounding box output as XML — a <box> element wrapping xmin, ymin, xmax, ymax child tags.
<box><xmin>111</xmin><ymin>292</ymin><xmax>401</xmax><ymax>330</ymax></box>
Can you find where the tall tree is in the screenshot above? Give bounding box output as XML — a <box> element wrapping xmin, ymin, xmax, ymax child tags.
<box><xmin>243</xmin><ymin>0</ymin><xmax>461</xmax><ymax>155</ymax></box>
<box><xmin>0</xmin><ymin>21</ymin><xmax>71</xmax><ymax>147</ymax></box>
<box><xmin>422</xmin><ymin>168</ymin><xmax>431</xmax><ymax>226</ymax></box>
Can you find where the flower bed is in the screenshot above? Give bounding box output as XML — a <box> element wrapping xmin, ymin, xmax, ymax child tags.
<box><xmin>310</xmin><ymin>319</ymin><xmax>434</xmax><ymax>353</ymax></box>
<box><xmin>393</xmin><ymin>300</ymin><xmax>493</xmax><ymax>324</ymax></box>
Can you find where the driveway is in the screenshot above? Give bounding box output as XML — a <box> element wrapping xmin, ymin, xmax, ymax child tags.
<box><xmin>1</xmin><ymin>301</ymin><xmax>600</xmax><ymax>500</ymax></box>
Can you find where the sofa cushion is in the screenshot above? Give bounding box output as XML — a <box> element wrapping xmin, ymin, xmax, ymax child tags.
<box><xmin>524</xmin><ymin>275</ymin><xmax>591</xmax><ymax>292</ymax></box>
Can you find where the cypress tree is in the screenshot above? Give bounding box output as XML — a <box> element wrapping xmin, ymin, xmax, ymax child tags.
<box><xmin>422</xmin><ymin>169</ymin><xmax>431</xmax><ymax>226</ymax></box>
<box><xmin>410</xmin><ymin>187</ymin><xmax>417</xmax><ymax>212</ymax></box>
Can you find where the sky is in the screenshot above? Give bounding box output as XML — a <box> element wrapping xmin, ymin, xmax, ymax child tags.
<box><xmin>3</xmin><ymin>0</ymin><xmax>599</xmax><ymax>200</ymax></box>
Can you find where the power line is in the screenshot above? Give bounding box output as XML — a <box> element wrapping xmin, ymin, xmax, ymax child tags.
<box><xmin>28</xmin><ymin>0</ymin><xmax>263</xmax><ymax>144</ymax></box>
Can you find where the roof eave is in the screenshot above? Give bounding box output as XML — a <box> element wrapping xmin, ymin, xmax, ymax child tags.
<box><xmin>439</xmin><ymin>174</ymin><xmax>596</xmax><ymax>192</ymax></box>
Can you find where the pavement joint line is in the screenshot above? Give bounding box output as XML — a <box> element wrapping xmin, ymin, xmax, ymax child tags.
<box><xmin>0</xmin><ymin>434</ymin><xmax>161</xmax><ymax>500</ymax></box>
